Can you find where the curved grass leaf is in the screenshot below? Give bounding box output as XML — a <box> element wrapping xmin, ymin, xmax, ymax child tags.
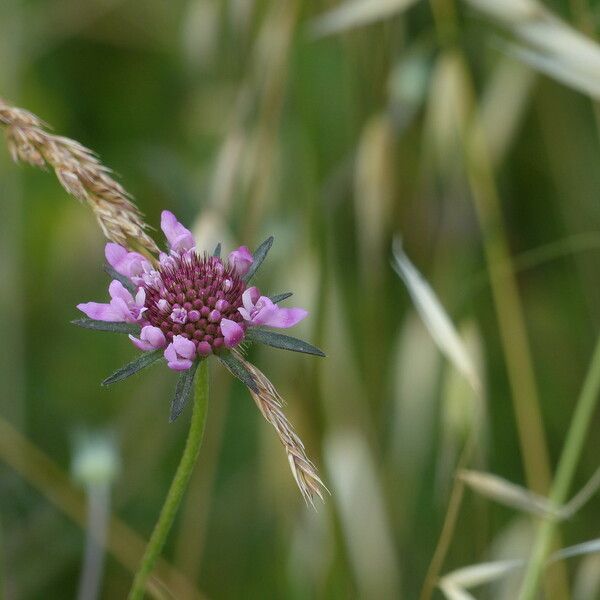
<box><xmin>270</xmin><ymin>292</ymin><xmax>293</xmax><ymax>304</ymax></box>
<box><xmin>218</xmin><ymin>352</ymin><xmax>258</xmax><ymax>392</ymax></box>
<box><xmin>310</xmin><ymin>0</ymin><xmax>420</xmax><ymax>39</ymax></box>
<box><xmin>213</xmin><ymin>242</ymin><xmax>222</xmax><ymax>257</ymax></box>
<box><xmin>459</xmin><ymin>470</ymin><xmax>563</xmax><ymax>519</ymax></box>
<box><xmin>392</xmin><ymin>239</ymin><xmax>482</xmax><ymax>395</ymax></box>
<box><xmin>104</xmin><ymin>263</ymin><xmax>137</xmax><ymax>294</ymax></box>
<box><xmin>440</xmin><ymin>559</ymin><xmax>524</xmax><ymax>589</ymax></box>
<box><xmin>245</xmin><ymin>328</ymin><xmax>326</xmax><ymax>357</ymax></box>
<box><xmin>169</xmin><ymin>360</ymin><xmax>200</xmax><ymax>423</ymax></box>
<box><xmin>548</xmin><ymin>538</ymin><xmax>600</xmax><ymax>563</ymax></box>
<box><xmin>102</xmin><ymin>350</ymin><xmax>163</xmax><ymax>386</ymax></box>
<box><xmin>244</xmin><ymin>236</ymin><xmax>274</xmax><ymax>282</ymax></box>
<box><xmin>72</xmin><ymin>317</ymin><xmax>141</xmax><ymax>335</ymax></box>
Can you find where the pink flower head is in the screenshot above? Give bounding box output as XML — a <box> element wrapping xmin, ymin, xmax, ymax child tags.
<box><xmin>161</xmin><ymin>210</ymin><xmax>195</xmax><ymax>254</ymax></box>
<box><xmin>76</xmin><ymin>212</ymin><xmax>318</xmax><ymax>380</ymax></box>
<box><xmin>78</xmin><ymin>280</ymin><xmax>146</xmax><ymax>323</ymax></box>
<box><xmin>164</xmin><ymin>335</ymin><xmax>197</xmax><ymax>371</ymax></box>
<box><xmin>75</xmin><ymin>211</ymin><xmax>325</xmax><ymax>501</ymax></box>
<box><xmin>105</xmin><ymin>243</ymin><xmax>150</xmax><ymax>281</ymax></box>
<box><xmin>228</xmin><ymin>246</ymin><xmax>253</xmax><ymax>276</ymax></box>
<box><xmin>239</xmin><ymin>287</ymin><xmax>307</xmax><ymax>329</ymax></box>
<box><xmin>129</xmin><ymin>325</ymin><xmax>166</xmax><ymax>351</ymax></box>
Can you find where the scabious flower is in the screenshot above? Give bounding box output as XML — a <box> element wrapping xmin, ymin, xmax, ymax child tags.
<box><xmin>78</xmin><ymin>211</ymin><xmax>308</xmax><ymax>364</ymax></box>
<box><xmin>74</xmin><ymin>211</ymin><xmax>326</xmax><ymax>503</ymax></box>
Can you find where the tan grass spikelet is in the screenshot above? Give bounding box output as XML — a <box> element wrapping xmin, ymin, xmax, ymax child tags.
<box><xmin>0</xmin><ymin>98</ymin><xmax>158</xmax><ymax>254</ymax></box>
<box><xmin>235</xmin><ymin>352</ymin><xmax>326</xmax><ymax>506</ymax></box>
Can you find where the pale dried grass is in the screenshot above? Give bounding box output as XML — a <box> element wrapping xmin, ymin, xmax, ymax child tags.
<box><xmin>235</xmin><ymin>352</ymin><xmax>326</xmax><ymax>505</ymax></box>
<box><xmin>0</xmin><ymin>98</ymin><xmax>158</xmax><ymax>254</ymax></box>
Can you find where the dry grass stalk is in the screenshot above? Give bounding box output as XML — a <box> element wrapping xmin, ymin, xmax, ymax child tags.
<box><xmin>0</xmin><ymin>97</ymin><xmax>158</xmax><ymax>254</ymax></box>
<box><xmin>236</xmin><ymin>352</ymin><xmax>326</xmax><ymax>506</ymax></box>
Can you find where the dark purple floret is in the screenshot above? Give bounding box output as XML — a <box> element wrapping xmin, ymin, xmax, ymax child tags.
<box><xmin>143</xmin><ymin>254</ymin><xmax>247</xmax><ymax>354</ymax></box>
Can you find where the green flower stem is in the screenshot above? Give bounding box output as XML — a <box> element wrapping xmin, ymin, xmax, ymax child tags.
<box><xmin>128</xmin><ymin>361</ymin><xmax>209</xmax><ymax>600</ymax></box>
<box><xmin>519</xmin><ymin>333</ymin><xmax>600</xmax><ymax>599</ymax></box>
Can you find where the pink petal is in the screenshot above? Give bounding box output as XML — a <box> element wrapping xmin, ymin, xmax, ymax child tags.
<box><xmin>242</xmin><ymin>287</ymin><xmax>260</xmax><ymax>312</ymax></box>
<box><xmin>135</xmin><ymin>288</ymin><xmax>146</xmax><ymax>307</ymax></box>
<box><xmin>163</xmin><ymin>336</ymin><xmax>192</xmax><ymax>371</ymax></box>
<box><xmin>228</xmin><ymin>246</ymin><xmax>253</xmax><ymax>275</ymax></box>
<box><xmin>164</xmin><ymin>343</ymin><xmax>178</xmax><ymax>363</ymax></box>
<box><xmin>160</xmin><ymin>211</ymin><xmax>195</xmax><ymax>253</ymax></box>
<box><xmin>250</xmin><ymin>303</ymin><xmax>279</xmax><ymax>326</ymax></box>
<box><xmin>77</xmin><ymin>302</ymin><xmax>120</xmax><ymax>322</ymax></box>
<box><xmin>172</xmin><ymin>335</ymin><xmax>197</xmax><ymax>359</ymax></box>
<box><xmin>109</xmin><ymin>297</ymin><xmax>134</xmax><ymax>322</ymax></box>
<box><xmin>143</xmin><ymin>325</ymin><xmax>166</xmax><ymax>348</ymax></box>
<box><xmin>129</xmin><ymin>326</ymin><xmax>166</xmax><ymax>351</ymax></box>
<box><xmin>165</xmin><ymin>357</ymin><xmax>193</xmax><ymax>370</ymax></box>
<box><xmin>170</xmin><ymin>307</ymin><xmax>188</xmax><ymax>324</ymax></box>
<box><xmin>105</xmin><ymin>243</ymin><xmax>149</xmax><ymax>278</ymax></box>
<box><xmin>252</xmin><ymin>297</ymin><xmax>308</xmax><ymax>328</ymax></box>
<box><xmin>129</xmin><ymin>335</ymin><xmax>155</xmax><ymax>352</ymax></box>
<box><xmin>105</xmin><ymin>243</ymin><xmax>128</xmax><ymax>269</ymax></box>
<box><xmin>159</xmin><ymin>252</ymin><xmax>176</xmax><ymax>268</ymax></box>
<box><xmin>263</xmin><ymin>307</ymin><xmax>308</xmax><ymax>328</ymax></box>
<box><xmin>108</xmin><ymin>280</ymin><xmax>133</xmax><ymax>304</ymax></box>
<box><xmin>164</xmin><ymin>343</ymin><xmax>193</xmax><ymax>370</ymax></box>
<box><xmin>168</xmin><ymin>359</ymin><xmax>194</xmax><ymax>371</ymax></box>
<box><xmin>220</xmin><ymin>319</ymin><xmax>245</xmax><ymax>347</ymax></box>
<box><xmin>238</xmin><ymin>307</ymin><xmax>252</xmax><ymax>321</ymax></box>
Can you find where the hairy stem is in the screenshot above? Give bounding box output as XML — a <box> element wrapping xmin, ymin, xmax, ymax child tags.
<box><xmin>128</xmin><ymin>361</ymin><xmax>209</xmax><ymax>600</ymax></box>
<box><xmin>519</xmin><ymin>333</ymin><xmax>600</xmax><ymax>599</ymax></box>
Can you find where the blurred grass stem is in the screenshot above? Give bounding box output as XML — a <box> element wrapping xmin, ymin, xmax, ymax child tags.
<box><xmin>419</xmin><ymin>434</ymin><xmax>472</xmax><ymax>600</ymax></box>
<box><xmin>463</xmin><ymin>55</ymin><xmax>569</xmax><ymax>600</ymax></box>
<box><xmin>0</xmin><ymin>517</ymin><xmax>4</xmax><ymax>600</ymax></box>
<box><xmin>464</xmin><ymin>105</ymin><xmax>552</xmax><ymax>492</ymax></box>
<box><xmin>427</xmin><ymin>0</ymin><xmax>551</xmax><ymax>491</ymax></box>
<box><xmin>519</xmin><ymin>332</ymin><xmax>600</xmax><ymax>598</ymax></box>
<box><xmin>421</xmin><ymin>2</ymin><xmax>559</xmax><ymax>595</ymax></box>
<box><xmin>0</xmin><ymin>413</ymin><xmax>201</xmax><ymax>598</ymax></box>
<box><xmin>77</xmin><ymin>482</ymin><xmax>110</xmax><ymax>600</ymax></box>
<box><xmin>429</xmin><ymin>0</ymin><xmax>552</xmax><ymax>493</ymax></box>
<box><xmin>128</xmin><ymin>360</ymin><xmax>209</xmax><ymax>600</ymax></box>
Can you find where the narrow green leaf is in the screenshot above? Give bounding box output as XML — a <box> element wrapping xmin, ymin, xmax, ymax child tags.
<box><xmin>245</xmin><ymin>328</ymin><xmax>326</xmax><ymax>357</ymax></box>
<box><xmin>169</xmin><ymin>361</ymin><xmax>200</xmax><ymax>422</ymax></box>
<box><xmin>102</xmin><ymin>350</ymin><xmax>163</xmax><ymax>386</ymax></box>
<box><xmin>213</xmin><ymin>243</ymin><xmax>222</xmax><ymax>257</ymax></box>
<box><xmin>72</xmin><ymin>317</ymin><xmax>141</xmax><ymax>335</ymax></box>
<box><xmin>218</xmin><ymin>352</ymin><xmax>258</xmax><ymax>392</ymax></box>
<box><xmin>270</xmin><ymin>292</ymin><xmax>293</xmax><ymax>304</ymax></box>
<box><xmin>104</xmin><ymin>263</ymin><xmax>137</xmax><ymax>294</ymax></box>
<box><xmin>244</xmin><ymin>236</ymin><xmax>274</xmax><ymax>282</ymax></box>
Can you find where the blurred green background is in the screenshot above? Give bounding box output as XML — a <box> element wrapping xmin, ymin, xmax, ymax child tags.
<box><xmin>1</xmin><ymin>0</ymin><xmax>600</xmax><ymax>598</ymax></box>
